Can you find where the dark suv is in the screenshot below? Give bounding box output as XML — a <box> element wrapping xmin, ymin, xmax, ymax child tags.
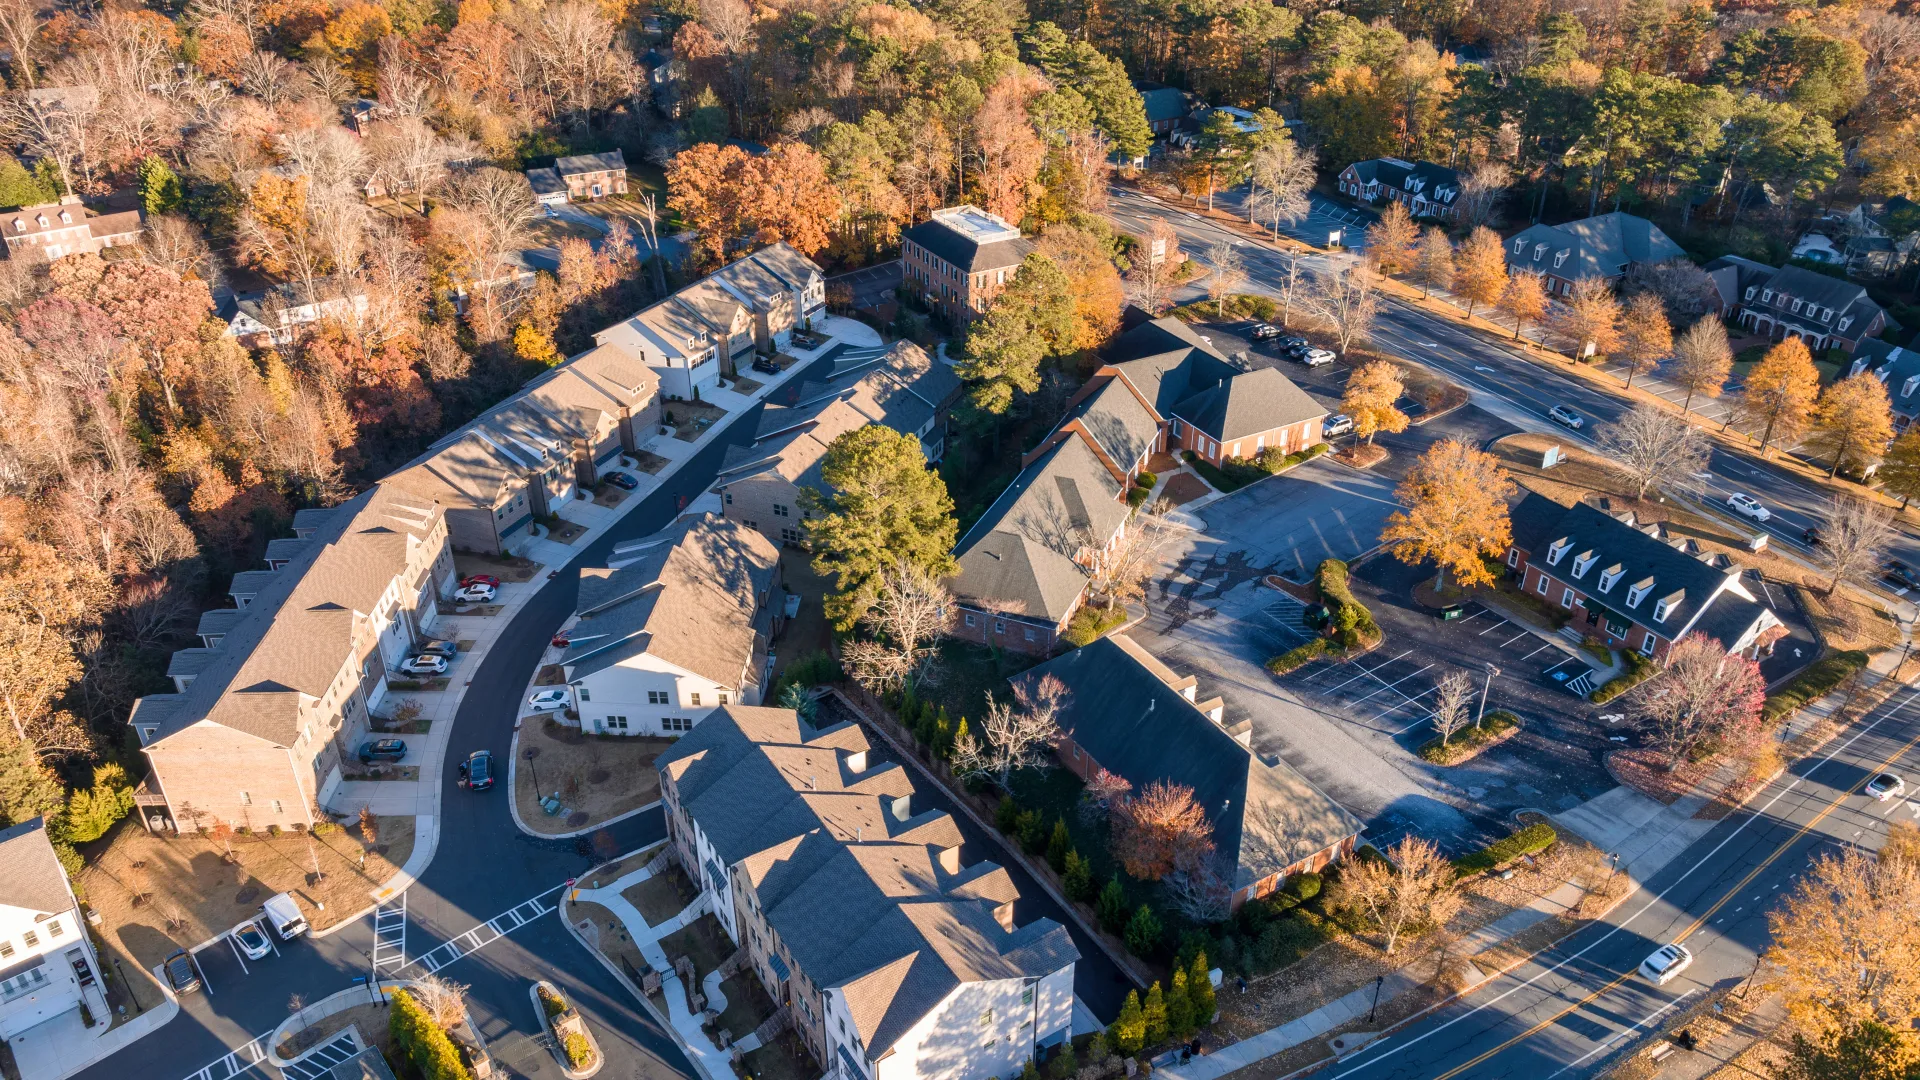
<box><xmin>164</xmin><ymin>949</ymin><xmax>201</xmax><ymax>995</ymax></box>
<box><xmin>358</xmin><ymin>738</ymin><xmax>407</xmax><ymax>764</ymax></box>
<box><xmin>462</xmin><ymin>750</ymin><xmax>495</xmax><ymax>791</ymax></box>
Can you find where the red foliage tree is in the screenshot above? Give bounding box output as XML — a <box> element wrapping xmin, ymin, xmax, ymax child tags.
<box><xmin>1110</xmin><ymin>780</ymin><xmax>1214</xmax><ymax>881</ymax></box>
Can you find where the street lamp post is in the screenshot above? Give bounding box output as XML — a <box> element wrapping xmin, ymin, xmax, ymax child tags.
<box><xmin>525</xmin><ymin>745</ymin><xmax>542</xmax><ymax>796</ymax></box>
<box><xmin>1476</xmin><ymin>664</ymin><xmax>1499</xmax><ymax>729</ymax></box>
<box><xmin>1367</xmin><ymin>975</ymin><xmax>1385</xmax><ymax>1023</ymax></box>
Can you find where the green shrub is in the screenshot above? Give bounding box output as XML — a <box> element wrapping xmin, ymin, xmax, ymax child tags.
<box><xmin>1316</xmin><ymin>559</ymin><xmax>1379</xmax><ymax>649</ymax></box>
<box><xmin>1589</xmin><ymin>650</ymin><xmax>1657</xmax><ymax>704</ymax></box>
<box><xmin>1017</xmin><ymin>810</ymin><xmax>1044</xmax><ymax>853</ymax></box>
<box><xmin>1265</xmin><ymin>638</ymin><xmax>1331</xmax><ymax>675</ymax></box>
<box><xmin>562</xmin><ymin>1032</ymin><xmax>592</xmax><ymax>1069</ymax></box>
<box><xmin>1097</xmin><ymin>878</ymin><xmax>1129</xmax><ymax>932</ymax></box>
<box><xmin>1762</xmin><ymin>650</ymin><xmax>1869</xmax><ymax>723</ymax></box>
<box><xmin>1284</xmin><ymin>872</ymin><xmax>1321</xmax><ymax>902</ymax></box>
<box><xmin>1062</xmin><ymin>849</ymin><xmax>1093</xmax><ymax>900</ymax></box>
<box><xmin>1135</xmin><ymin>470</ymin><xmax>1158</xmax><ymax>488</ymax></box>
<box><xmin>995</xmin><ymin>796</ymin><xmax>1020</xmax><ymax>833</ymax></box>
<box><xmin>1127</xmin><ymin>485</ymin><xmax>1151</xmax><ymax>508</ymax></box>
<box><xmin>1125</xmin><ymin>904</ymin><xmax>1163</xmax><ymax>957</ymax></box>
<box><xmin>57</xmin><ymin>763</ymin><xmax>136</xmax><ymax>844</ymax></box>
<box><xmin>1064</xmin><ymin>603</ymin><xmax>1129</xmax><ymax>647</ymax></box>
<box><xmin>1045</xmin><ymin>819</ymin><xmax>1071</xmax><ymax>871</ymax></box>
<box><xmin>1109</xmin><ymin>991</ymin><xmax>1145</xmax><ymax>1054</ymax></box>
<box><xmin>1416</xmin><ymin>710</ymin><xmax>1521</xmax><ymax>765</ymax></box>
<box><xmin>540</xmin><ymin>987</ymin><xmax>568</xmax><ymax>1018</ymax></box>
<box><xmin>1452</xmin><ymin>822</ymin><xmax>1558</xmax><ymax>877</ymax></box>
<box><xmin>390</xmin><ymin>990</ymin><xmax>473</xmax><ymax>1080</ymax></box>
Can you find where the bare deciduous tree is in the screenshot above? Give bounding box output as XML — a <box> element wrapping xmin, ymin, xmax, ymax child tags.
<box><xmin>1455</xmin><ymin>161</ymin><xmax>1510</xmax><ymax>228</ymax></box>
<box><xmin>951</xmin><ymin>674</ymin><xmax>1066</xmax><ymax>791</ymax></box>
<box><xmin>1126</xmin><ymin>219</ymin><xmax>1181</xmax><ymax>315</ymax></box>
<box><xmin>1247</xmin><ymin>140</ymin><xmax>1314</xmax><ymax>236</ymax></box>
<box><xmin>1303</xmin><ymin>264</ymin><xmax>1380</xmax><ymax>358</ymax></box>
<box><xmin>1338</xmin><ymin>836</ymin><xmax>1461</xmax><ymax>955</ymax></box>
<box><xmin>1164</xmin><ymin>852</ymin><xmax>1234</xmax><ymax>924</ymax></box>
<box><xmin>1633</xmin><ymin>633</ymin><xmax>1766</xmax><ymax>769</ymax></box>
<box><xmin>843</xmin><ymin>561</ymin><xmax>953</xmax><ymax>693</ymax></box>
<box><xmin>1205</xmin><ymin>240</ymin><xmax>1245</xmax><ymax>316</ymax></box>
<box><xmin>1818</xmin><ymin>497</ymin><xmax>1894</xmax><ymax>596</ymax></box>
<box><xmin>410</xmin><ymin>974</ymin><xmax>471</xmax><ymax>1030</ymax></box>
<box><xmin>1110</xmin><ymin>779</ymin><xmax>1212</xmax><ymax>881</ymax></box>
<box><xmin>1429</xmin><ymin>670</ymin><xmax>1473</xmax><ymax>747</ymax></box>
<box><xmin>1087</xmin><ymin>501</ymin><xmax>1179</xmax><ymax>613</ymax></box>
<box><xmin>1596</xmin><ymin>402</ymin><xmax>1709</xmax><ymax>501</ymax></box>
<box><xmin>235</xmin><ymin>51</ymin><xmax>296</xmax><ymax>108</ymax></box>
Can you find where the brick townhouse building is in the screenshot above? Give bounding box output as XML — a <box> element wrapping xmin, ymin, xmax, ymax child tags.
<box><xmin>1020</xmin><ymin>635</ymin><xmax>1365</xmax><ymax>910</ymax></box>
<box><xmin>555</xmin><ymin>150</ymin><xmax>628</xmax><ymax>201</ymax></box>
<box><xmin>1507</xmin><ymin>493</ymin><xmax>1785</xmax><ymax>665</ymax></box>
<box><xmin>128</xmin><ymin>484</ymin><xmax>456</xmax><ymax>833</ymax></box>
<box><xmin>1335</xmin><ymin>157</ymin><xmax>1461</xmax><ymax>220</ymax></box>
<box><xmin>657</xmin><ymin>706</ymin><xmax>1077</xmax><ymax>1080</ymax></box>
<box><xmin>1502</xmin><ymin>212</ymin><xmax>1687</xmax><ymax>297</ymax></box>
<box><xmin>0</xmin><ymin>197</ymin><xmax>141</xmax><ymax>261</ymax></box>
<box><xmin>1704</xmin><ymin>257</ymin><xmax>1893</xmax><ymax>355</ymax></box>
<box><xmin>901</xmin><ymin>207</ymin><xmax>1031</xmax><ymax>324</ymax></box>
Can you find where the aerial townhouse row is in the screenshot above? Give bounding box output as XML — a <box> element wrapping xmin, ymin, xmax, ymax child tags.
<box><xmin>124</xmin><ymin>244</ymin><xmax>827</xmax><ymax>833</ymax></box>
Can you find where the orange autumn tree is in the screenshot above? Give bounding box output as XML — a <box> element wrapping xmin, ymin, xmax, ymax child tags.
<box><xmin>1742</xmin><ymin>338</ymin><xmax>1822</xmax><ymax>456</ymax></box>
<box><xmin>1110</xmin><ymin>780</ymin><xmax>1213</xmax><ymax>881</ymax></box>
<box><xmin>1381</xmin><ymin>439</ymin><xmax>1517</xmax><ymax>592</ymax></box>
<box><xmin>667</xmin><ymin>142</ymin><xmax>842</xmax><ymax>268</ymax></box>
<box><xmin>971</xmin><ymin>71</ymin><xmax>1048</xmax><ymax>226</ymax></box>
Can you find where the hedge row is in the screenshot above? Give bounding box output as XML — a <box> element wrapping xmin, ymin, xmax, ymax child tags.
<box><xmin>1265</xmin><ymin>638</ymin><xmax>1331</xmax><ymax>675</ymax></box>
<box><xmin>1317</xmin><ymin>559</ymin><xmax>1380</xmax><ymax>649</ymax></box>
<box><xmin>1183</xmin><ymin>443</ymin><xmax>1333</xmax><ymax>494</ymax></box>
<box><xmin>1416</xmin><ymin>710</ymin><xmax>1520</xmax><ymax>766</ymax></box>
<box><xmin>1589</xmin><ymin>650</ymin><xmax>1657</xmax><ymax>704</ymax></box>
<box><xmin>1452</xmin><ymin>822</ymin><xmax>1558</xmax><ymax>877</ymax></box>
<box><xmin>1762</xmin><ymin>650</ymin><xmax>1870</xmax><ymax>723</ymax></box>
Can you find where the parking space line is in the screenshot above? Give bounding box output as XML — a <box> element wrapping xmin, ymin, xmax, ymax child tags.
<box><xmin>1499</xmin><ymin>631</ymin><xmax>1531</xmax><ymax>649</ymax></box>
<box><xmin>225</xmin><ymin>932</ymin><xmax>249</xmax><ymax>976</ymax></box>
<box><xmin>1346</xmin><ymin>664</ymin><xmax>1434</xmax><ymax>709</ymax></box>
<box><xmin>1370</xmin><ymin>684</ymin><xmax>1439</xmax><ymax>724</ymax></box>
<box><xmin>1543</xmin><ymin>655</ymin><xmax>1583</xmax><ymax>675</ymax></box>
<box><xmin>1522</xmin><ymin>642</ymin><xmax>1558</xmax><ymax>661</ymax></box>
<box><xmin>1322</xmin><ymin>651</ymin><xmax>1413</xmax><ymax>693</ymax></box>
<box><xmin>1453</xmin><ymin>609</ymin><xmax>1489</xmax><ymax>626</ymax></box>
<box><xmin>1476</xmin><ymin>619</ymin><xmax>1512</xmax><ymax>637</ymax></box>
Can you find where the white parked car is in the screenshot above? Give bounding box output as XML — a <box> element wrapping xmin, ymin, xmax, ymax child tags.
<box><xmin>453</xmin><ymin>583</ymin><xmax>497</xmax><ymax>603</ymax></box>
<box><xmin>1300</xmin><ymin>349</ymin><xmax>1336</xmax><ymax>367</ymax></box>
<box><xmin>233</xmin><ymin>921</ymin><xmax>272</xmax><ymax>960</ymax></box>
<box><xmin>1727</xmin><ymin>492</ymin><xmax>1771</xmax><ymax>522</ymax></box>
<box><xmin>399</xmin><ymin>654</ymin><xmax>448</xmax><ymax>676</ymax></box>
<box><xmin>1639</xmin><ymin>943</ymin><xmax>1693</xmax><ymax>986</ymax></box>
<box><xmin>528</xmin><ymin>688</ymin><xmax>571</xmax><ymax>712</ymax></box>
<box><xmin>1322</xmin><ymin>414</ymin><xmax>1354</xmax><ymax>437</ymax></box>
<box><xmin>1867</xmin><ymin>772</ymin><xmax>1906</xmax><ymax>801</ymax></box>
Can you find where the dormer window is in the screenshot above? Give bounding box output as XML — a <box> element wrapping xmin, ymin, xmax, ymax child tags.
<box><xmin>1791</xmin><ymin>299</ymin><xmax>1804</xmax><ymax>314</ymax></box>
<box><xmin>1626</xmin><ymin>577</ymin><xmax>1654</xmax><ymax>607</ymax></box>
<box><xmin>1553</xmin><ymin>249</ymin><xmax>1569</xmax><ymax>268</ymax></box>
<box><xmin>57</xmin><ymin>210</ymin><xmax>70</xmax><ymax>223</ymax></box>
<box><xmin>1547</xmin><ymin>537</ymin><xmax>1572</xmax><ymax>565</ymax></box>
<box><xmin>1653</xmin><ymin>590</ymin><xmax>1683</xmax><ymax>622</ymax></box>
<box><xmin>1597</xmin><ymin>563</ymin><xmax>1624</xmax><ymax>592</ymax></box>
<box><xmin>1571</xmin><ymin>551</ymin><xmax>1597</xmax><ymax>578</ymax></box>
<box><xmin>1533</xmin><ymin>243</ymin><xmax>1548</xmax><ymax>261</ymax></box>
<box><xmin>1903</xmin><ymin>375</ymin><xmax>1918</xmax><ymax>399</ymax></box>
<box><xmin>1513</xmin><ymin>238</ymin><xmax>1526</xmax><ymax>254</ymax></box>
<box><xmin>1821</xmin><ymin>307</ymin><xmax>1834</xmax><ymax>323</ymax></box>
<box><xmin>8</xmin><ymin>219</ymin><xmax>18</xmax><ymax>232</ymax></box>
<box><xmin>33</xmin><ymin>215</ymin><xmax>45</xmax><ymax>228</ymax></box>
<box><xmin>1839</xmin><ymin>317</ymin><xmax>1853</xmax><ymax>332</ymax></box>
<box><xmin>1762</xmin><ymin>289</ymin><xmax>1774</xmax><ymax>303</ymax></box>
<box><xmin>1744</xmin><ymin>286</ymin><xmax>1756</xmax><ymax>301</ymax></box>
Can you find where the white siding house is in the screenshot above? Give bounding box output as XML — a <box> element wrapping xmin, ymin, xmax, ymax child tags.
<box><xmin>0</xmin><ymin>819</ymin><xmax>109</xmax><ymax>1054</ymax></box>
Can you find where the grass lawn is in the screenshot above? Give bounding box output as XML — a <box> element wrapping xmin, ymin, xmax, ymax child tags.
<box><xmin>1415</xmin><ymin>710</ymin><xmax>1521</xmax><ymax>765</ymax></box>
<box><xmin>514</xmin><ymin>720</ymin><xmax>667</xmax><ymax>835</ymax></box>
<box><xmin>82</xmin><ymin>817</ymin><xmax>416</xmax><ymax>971</ymax></box>
<box><xmin>623</xmin><ymin>864</ymin><xmax>698</xmax><ymax>928</ymax></box>
<box><xmin>770</xmin><ymin>550</ymin><xmax>833</xmax><ymax>687</ymax></box>
<box><xmin>664</xmin><ymin>398</ymin><xmax>728</xmax><ymax>441</ymax></box>
<box><xmin>713</xmin><ymin>971</ymin><xmax>777</xmax><ymax>1043</ymax></box>
<box><xmin>659</xmin><ymin>912</ymin><xmax>732</xmax><ymax>979</ymax></box>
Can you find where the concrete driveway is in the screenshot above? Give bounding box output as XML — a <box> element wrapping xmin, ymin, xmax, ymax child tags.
<box><xmin>1196</xmin><ymin>457</ymin><xmax>1401</xmax><ymax>580</ymax></box>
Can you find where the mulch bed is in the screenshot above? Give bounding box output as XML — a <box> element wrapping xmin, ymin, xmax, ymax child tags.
<box><xmin>1606</xmin><ymin>747</ymin><xmax>1720</xmax><ymax>806</ymax></box>
<box><xmin>1161</xmin><ymin>472</ymin><xmax>1212</xmax><ymax>506</ymax></box>
<box><xmin>632</xmin><ymin>450</ymin><xmax>670</xmax><ymax>474</ymax></box>
<box><xmin>1333</xmin><ymin>444</ymin><xmax>1390</xmax><ymax>469</ymax></box>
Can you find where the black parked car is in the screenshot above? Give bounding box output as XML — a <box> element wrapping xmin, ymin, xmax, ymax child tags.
<box><xmin>462</xmin><ymin>749</ymin><xmax>495</xmax><ymax>791</ymax></box>
<box><xmin>164</xmin><ymin>949</ymin><xmax>201</xmax><ymax>995</ymax></box>
<box><xmin>751</xmin><ymin>357</ymin><xmax>780</xmax><ymax>374</ymax></box>
<box><xmin>1885</xmin><ymin>559</ymin><xmax>1920</xmax><ymax>589</ymax></box>
<box><xmin>358</xmin><ymin>738</ymin><xmax>407</xmax><ymax>764</ymax></box>
<box><xmin>606</xmin><ymin>471</ymin><xmax>639</xmax><ymax>490</ymax></box>
<box><xmin>1250</xmin><ymin>323</ymin><xmax>1282</xmax><ymax>341</ymax></box>
<box><xmin>1803</xmin><ymin>526</ymin><xmax>1824</xmax><ymax>547</ymax></box>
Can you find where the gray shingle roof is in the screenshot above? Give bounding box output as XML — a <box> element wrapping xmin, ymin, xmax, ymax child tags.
<box><xmin>562</xmin><ymin>514</ymin><xmax>778</xmax><ymax>687</ymax></box>
<box><xmin>1171</xmin><ymin>365</ymin><xmax>1327</xmax><ymax>443</ymax></box>
<box><xmin>1106</xmin><ymin>318</ymin><xmax>1241</xmax><ymax>415</ymax></box>
<box><xmin>555</xmin><ymin>150</ymin><xmax>626</xmax><ymax>176</ymax></box>
<box><xmin>656</xmin><ymin>707</ymin><xmax>1076</xmax><ymax>1058</ymax></box>
<box><xmin>0</xmin><ymin>818</ymin><xmax>74</xmax><ymax>916</ymax></box>
<box><xmin>951</xmin><ymin>434</ymin><xmax>1128</xmax><ymax>623</ymax></box>
<box><xmin>1854</xmin><ymin>340</ymin><xmax>1920</xmax><ymax>418</ymax></box>
<box><xmin>1503</xmin><ymin>212</ymin><xmax>1686</xmax><ymax>281</ymax></box>
<box><xmin>1066</xmin><ymin>377</ymin><xmax>1161</xmax><ymax>469</ymax></box>
<box><xmin>901</xmin><ymin>218</ymin><xmax>1032</xmax><ymax>273</ymax></box>
<box><xmin>1134</xmin><ymin>82</ymin><xmax>1190</xmax><ymax>125</ymax></box>
<box><xmin>1341</xmin><ymin>158</ymin><xmax>1460</xmax><ymax>207</ymax></box>
<box><xmin>1019</xmin><ymin>637</ymin><xmax>1365</xmax><ymax>889</ymax></box>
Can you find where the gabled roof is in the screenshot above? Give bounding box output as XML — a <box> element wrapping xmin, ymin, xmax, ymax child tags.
<box><xmin>1018</xmin><ymin>636</ymin><xmax>1364</xmax><ymax>889</ymax></box>
<box><xmin>1062</xmin><ymin>376</ymin><xmax>1161</xmax><ymax>469</ymax></box>
<box><xmin>0</xmin><ymin>818</ymin><xmax>74</xmax><ymax>916</ymax></box>
<box><xmin>1738</xmin><ymin>264</ymin><xmax>1885</xmax><ymax>337</ymax></box>
<box><xmin>1856</xmin><ymin>340</ymin><xmax>1920</xmax><ymax>417</ymax></box>
<box><xmin>952</xmin><ymin>432</ymin><xmax>1130</xmax><ymax>608</ymax></box>
<box><xmin>656</xmin><ymin>708</ymin><xmax>1076</xmax><ymax>1059</ymax></box>
<box><xmin>1170</xmin><ymin>366</ymin><xmax>1326</xmax><ymax>443</ymax></box>
<box><xmin>1503</xmin><ymin>212</ymin><xmax>1686</xmax><ymax>281</ymax></box>
<box><xmin>950</xmin><ymin>530</ymin><xmax>1088</xmax><ymax>625</ymax></box>
<box><xmin>1340</xmin><ymin>158</ymin><xmax>1460</xmax><ymax>206</ymax></box>
<box><xmin>526</xmin><ymin>167</ymin><xmax>565</xmax><ymax>197</ymax></box>
<box><xmin>1105</xmin><ymin>317</ymin><xmax>1242</xmax><ymax>416</ymax></box>
<box><xmin>1133</xmin><ymin>82</ymin><xmax>1191</xmax><ymax>125</ymax></box>
<box><xmin>562</xmin><ymin>514</ymin><xmax>778</xmax><ymax>687</ymax></box>
<box><xmin>555</xmin><ymin>150</ymin><xmax>626</xmax><ymax>176</ymax></box>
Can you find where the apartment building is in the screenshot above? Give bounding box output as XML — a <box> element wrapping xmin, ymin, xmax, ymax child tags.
<box><xmin>389</xmin><ymin>342</ymin><xmax>661</xmax><ymax>555</ymax></box>
<box><xmin>557</xmin><ymin>514</ymin><xmax>783</xmax><ymax>736</ymax></box>
<box><xmin>1507</xmin><ymin>493</ymin><xmax>1785</xmax><ymax>663</ymax></box>
<box><xmin>658</xmin><ymin>707</ymin><xmax>1077</xmax><ymax>1080</ymax></box>
<box><xmin>597</xmin><ymin>244</ymin><xmax>827</xmax><ymax>399</ymax></box>
<box><xmin>1021</xmin><ymin>636</ymin><xmax>1364</xmax><ymax>910</ymax></box>
<box><xmin>0</xmin><ymin>818</ymin><xmax>108</xmax><ymax>1050</ymax></box>
<box><xmin>901</xmin><ymin>207</ymin><xmax>1031</xmax><ymax>324</ymax></box>
<box><xmin>716</xmin><ymin>342</ymin><xmax>961</xmax><ymax>546</ymax></box>
<box><xmin>129</xmin><ymin>484</ymin><xmax>455</xmax><ymax>831</ymax></box>
<box><xmin>0</xmin><ymin>197</ymin><xmax>141</xmax><ymax>262</ymax></box>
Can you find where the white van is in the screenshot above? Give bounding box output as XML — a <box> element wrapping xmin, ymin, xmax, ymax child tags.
<box><xmin>262</xmin><ymin>892</ymin><xmax>309</xmax><ymax>941</ymax></box>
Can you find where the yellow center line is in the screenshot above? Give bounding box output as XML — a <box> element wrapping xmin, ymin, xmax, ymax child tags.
<box><xmin>1427</xmin><ymin>727</ymin><xmax>1920</xmax><ymax>1080</ymax></box>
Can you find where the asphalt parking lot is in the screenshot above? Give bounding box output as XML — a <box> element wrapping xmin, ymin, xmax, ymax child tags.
<box><xmin>1194</xmin><ymin>458</ymin><xmax>1400</xmax><ymax>579</ymax></box>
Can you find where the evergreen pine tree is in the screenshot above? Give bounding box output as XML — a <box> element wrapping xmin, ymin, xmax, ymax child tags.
<box><xmin>1045</xmin><ymin>818</ymin><xmax>1071</xmax><ymax>871</ymax></box>
<box><xmin>1019</xmin><ymin>1060</ymin><xmax>1039</xmax><ymax>1080</ymax></box>
<box><xmin>1165</xmin><ymin>968</ymin><xmax>1192</xmax><ymax>1039</ymax></box>
<box><xmin>942</xmin><ymin>717</ymin><xmax>966</xmax><ymax>760</ymax></box>
<box><xmin>1110</xmin><ymin>991</ymin><xmax>1145</xmax><ymax>1054</ymax></box>
<box><xmin>1062</xmin><ymin>849</ymin><xmax>1092</xmax><ymax>901</ymax></box>
<box><xmin>1047</xmin><ymin>1040</ymin><xmax>1077</xmax><ymax>1079</ymax></box>
<box><xmin>995</xmin><ymin>795</ymin><xmax>1021</xmax><ymax>832</ymax></box>
<box><xmin>0</xmin><ymin>155</ymin><xmax>52</xmax><ymax>210</ymax></box>
<box><xmin>1096</xmin><ymin>878</ymin><xmax>1128</xmax><ymax>932</ymax></box>
<box><xmin>1188</xmin><ymin>952</ymin><xmax>1217</xmax><ymax>1026</ymax></box>
<box><xmin>136</xmin><ymin>155</ymin><xmax>184</xmax><ymax>216</ymax></box>
<box><xmin>1125</xmin><ymin>904</ymin><xmax>1164</xmax><ymax>958</ymax></box>
<box><xmin>1142</xmin><ymin>981</ymin><xmax>1167</xmax><ymax>1045</ymax></box>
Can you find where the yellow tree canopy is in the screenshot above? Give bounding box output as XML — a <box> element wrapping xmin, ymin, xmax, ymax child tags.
<box><xmin>1380</xmin><ymin>439</ymin><xmax>1516</xmax><ymax>590</ymax></box>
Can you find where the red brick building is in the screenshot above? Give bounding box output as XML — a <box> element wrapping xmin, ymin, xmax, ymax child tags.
<box><xmin>901</xmin><ymin>207</ymin><xmax>1031</xmax><ymax>324</ymax></box>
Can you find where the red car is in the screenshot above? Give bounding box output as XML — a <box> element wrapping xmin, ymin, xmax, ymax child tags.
<box><xmin>461</xmin><ymin>575</ymin><xmax>501</xmax><ymax>589</ymax></box>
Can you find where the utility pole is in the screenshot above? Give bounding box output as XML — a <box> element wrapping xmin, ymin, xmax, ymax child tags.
<box><xmin>1476</xmin><ymin>663</ymin><xmax>1499</xmax><ymax>729</ymax></box>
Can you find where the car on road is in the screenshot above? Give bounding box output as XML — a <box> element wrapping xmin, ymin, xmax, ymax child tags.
<box><xmin>398</xmin><ymin>654</ymin><xmax>448</xmax><ymax>676</ymax></box>
<box><xmin>417</xmin><ymin>639</ymin><xmax>458</xmax><ymax>658</ymax></box>
<box><xmin>453</xmin><ymin>583</ymin><xmax>497</xmax><ymax>604</ymax></box>
<box><xmin>1639</xmin><ymin>943</ymin><xmax>1693</xmax><ymax>986</ymax></box>
<box><xmin>358</xmin><ymin>738</ymin><xmax>408</xmax><ymax>764</ymax></box>
<box><xmin>528</xmin><ymin>688</ymin><xmax>570</xmax><ymax>712</ymax></box>
<box><xmin>1803</xmin><ymin>526</ymin><xmax>1824</xmax><ymax>547</ymax></box>
<box><xmin>233</xmin><ymin>921</ymin><xmax>272</xmax><ymax>960</ymax></box>
<box><xmin>163</xmin><ymin>949</ymin><xmax>201</xmax><ymax>995</ymax></box>
<box><xmin>1250</xmin><ymin>323</ymin><xmax>1282</xmax><ymax>340</ymax></box>
<box><xmin>459</xmin><ymin>574</ymin><xmax>500</xmax><ymax>589</ymax></box>
<box><xmin>1548</xmin><ymin>405</ymin><xmax>1584</xmax><ymax>430</ymax></box>
<box><xmin>1885</xmin><ymin>560</ymin><xmax>1920</xmax><ymax>589</ymax></box>
<box><xmin>1867</xmin><ymin>773</ymin><xmax>1906</xmax><ymax>801</ymax></box>
<box><xmin>1299</xmin><ymin>349</ymin><xmax>1336</xmax><ymax>367</ymax></box>
<box><xmin>1726</xmin><ymin>492</ymin><xmax>1771</xmax><ymax>522</ymax></box>
<box><xmin>605</xmin><ymin>471</ymin><xmax>639</xmax><ymax>490</ymax></box>
<box><xmin>1322</xmin><ymin>414</ymin><xmax>1354</xmax><ymax>438</ymax></box>
<box><xmin>462</xmin><ymin>749</ymin><xmax>494</xmax><ymax>791</ymax></box>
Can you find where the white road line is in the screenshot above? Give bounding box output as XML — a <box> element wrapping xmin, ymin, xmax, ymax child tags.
<box><xmin>1543</xmin><ymin>990</ymin><xmax>1699</xmax><ymax>1080</ymax></box>
<box><xmin>1476</xmin><ymin>619</ymin><xmax>1512</xmax><ymax>637</ymax></box>
<box><xmin>1345</xmin><ymin>664</ymin><xmax>1435</xmax><ymax>709</ymax></box>
<box><xmin>1322</xmin><ymin>651</ymin><xmax>1414</xmax><ymax>693</ymax></box>
<box><xmin>178</xmin><ymin>1034</ymin><xmax>271</xmax><ymax>1080</ymax></box>
<box><xmin>402</xmin><ymin>884</ymin><xmax>563</xmax><ymax>976</ymax></box>
<box><xmin>1522</xmin><ymin>642</ymin><xmax>1558</xmax><ymax>661</ymax></box>
<box><xmin>224</xmin><ymin>932</ymin><xmax>249</xmax><ymax>976</ymax></box>
<box><xmin>1331</xmin><ymin>686</ymin><xmax>1920</xmax><ymax>1079</ymax></box>
<box><xmin>1499</xmin><ymin>632</ymin><xmax>1531</xmax><ymax>649</ymax></box>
